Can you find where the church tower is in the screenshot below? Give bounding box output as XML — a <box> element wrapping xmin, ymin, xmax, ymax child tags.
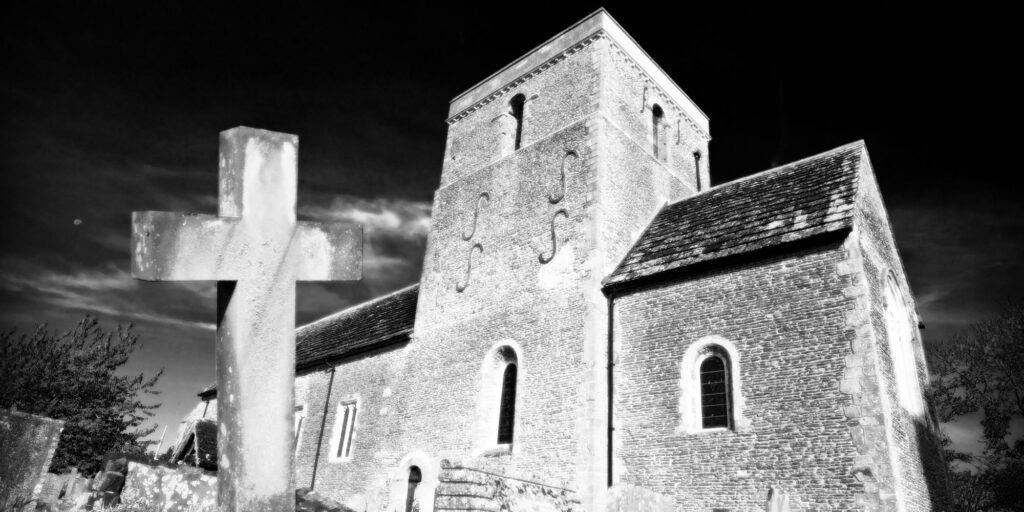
<box><xmin>408</xmin><ymin>9</ymin><xmax>710</xmax><ymax>510</ymax></box>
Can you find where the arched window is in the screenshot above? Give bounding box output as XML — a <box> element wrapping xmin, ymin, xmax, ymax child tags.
<box><xmin>679</xmin><ymin>336</ymin><xmax>746</xmax><ymax>434</ymax></box>
<box><xmin>405</xmin><ymin>466</ymin><xmax>422</xmax><ymax>512</ymax></box>
<box><xmin>497</xmin><ymin>363</ymin><xmax>518</xmax><ymax>444</ymax></box>
<box><xmin>510</xmin><ymin>94</ymin><xmax>526</xmax><ymax>150</ymax></box>
<box><xmin>476</xmin><ymin>342</ymin><xmax>522</xmax><ymax>453</ymax></box>
<box><xmin>884</xmin><ymin>273</ymin><xmax>925</xmax><ymax>416</ymax></box>
<box><xmin>651</xmin><ymin>104</ymin><xmax>665</xmax><ymax>159</ymax></box>
<box><xmin>699</xmin><ymin>355</ymin><xmax>730</xmax><ymax>429</ymax></box>
<box><xmin>693</xmin><ymin>151</ymin><xmax>703</xmax><ymax>192</ymax></box>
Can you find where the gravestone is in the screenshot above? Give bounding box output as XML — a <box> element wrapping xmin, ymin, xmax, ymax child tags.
<box><xmin>132</xmin><ymin>127</ymin><xmax>362</xmax><ymax>511</ymax></box>
<box><xmin>0</xmin><ymin>408</ymin><xmax>64</xmax><ymax>510</ymax></box>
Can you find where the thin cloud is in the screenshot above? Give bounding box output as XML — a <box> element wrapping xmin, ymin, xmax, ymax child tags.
<box><xmin>0</xmin><ymin>259</ymin><xmax>214</xmax><ymax>331</ymax></box>
<box><xmin>300</xmin><ymin>196</ymin><xmax>431</xmax><ymax>240</ymax></box>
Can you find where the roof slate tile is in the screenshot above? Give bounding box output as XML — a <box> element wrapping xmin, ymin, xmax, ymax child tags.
<box><xmin>605</xmin><ymin>141</ymin><xmax>865</xmax><ymax>287</ymax></box>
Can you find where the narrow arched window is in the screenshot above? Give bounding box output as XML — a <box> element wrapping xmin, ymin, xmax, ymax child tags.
<box><xmin>693</xmin><ymin>151</ymin><xmax>703</xmax><ymax>192</ymax></box>
<box><xmin>510</xmin><ymin>94</ymin><xmax>526</xmax><ymax>150</ymax></box>
<box><xmin>497</xmin><ymin>363</ymin><xmax>518</xmax><ymax>444</ymax></box>
<box><xmin>405</xmin><ymin>466</ymin><xmax>421</xmax><ymax>512</ymax></box>
<box><xmin>651</xmin><ymin>104</ymin><xmax>665</xmax><ymax>159</ymax></box>
<box><xmin>700</xmin><ymin>355</ymin><xmax>730</xmax><ymax>428</ymax></box>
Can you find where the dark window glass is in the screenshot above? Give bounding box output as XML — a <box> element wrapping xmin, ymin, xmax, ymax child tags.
<box><xmin>700</xmin><ymin>356</ymin><xmax>730</xmax><ymax>428</ymax></box>
<box><xmin>510</xmin><ymin>94</ymin><xmax>526</xmax><ymax>150</ymax></box>
<box><xmin>336</xmin><ymin>402</ymin><xmax>357</xmax><ymax>458</ymax></box>
<box><xmin>693</xmin><ymin>151</ymin><xmax>703</xmax><ymax>191</ymax></box>
<box><xmin>497</xmin><ymin>363</ymin><xmax>518</xmax><ymax>444</ymax></box>
<box><xmin>651</xmin><ymin>104</ymin><xmax>665</xmax><ymax>159</ymax></box>
<box><xmin>405</xmin><ymin>466</ymin><xmax>422</xmax><ymax>512</ymax></box>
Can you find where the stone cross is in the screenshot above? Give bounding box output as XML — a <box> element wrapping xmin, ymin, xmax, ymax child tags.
<box><xmin>131</xmin><ymin>127</ymin><xmax>362</xmax><ymax>511</ymax></box>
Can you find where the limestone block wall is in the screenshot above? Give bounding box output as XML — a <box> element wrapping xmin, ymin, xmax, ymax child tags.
<box><xmin>851</xmin><ymin>158</ymin><xmax>951</xmax><ymax>510</ymax></box>
<box><xmin>414</xmin><ymin>112</ymin><xmax>599</xmax><ymax>490</ymax></box>
<box><xmin>598</xmin><ymin>37</ymin><xmax>709</xmax><ymax>193</ymax></box>
<box><xmin>441</xmin><ymin>42</ymin><xmax>601</xmax><ymax>187</ymax></box>
<box><xmin>293</xmin><ymin>345</ymin><xmax>411</xmax><ymax>511</ymax></box>
<box><xmin>612</xmin><ymin>242</ymin><xmax>873</xmax><ymax>510</ymax></box>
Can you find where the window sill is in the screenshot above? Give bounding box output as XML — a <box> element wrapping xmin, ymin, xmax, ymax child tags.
<box><xmin>676</xmin><ymin>426</ymin><xmax>735</xmax><ymax>435</ymax></box>
<box><xmin>476</xmin><ymin>444</ymin><xmax>512</xmax><ymax>458</ymax></box>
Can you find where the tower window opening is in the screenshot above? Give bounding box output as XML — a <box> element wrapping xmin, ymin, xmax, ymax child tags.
<box><xmin>700</xmin><ymin>355</ymin><xmax>730</xmax><ymax>429</ymax></box>
<box><xmin>651</xmin><ymin>104</ymin><xmax>666</xmax><ymax>160</ymax></box>
<box><xmin>332</xmin><ymin>401</ymin><xmax>357</xmax><ymax>460</ymax></box>
<box><xmin>497</xmin><ymin>363</ymin><xmax>518</xmax><ymax>444</ymax></box>
<box><xmin>510</xmin><ymin>94</ymin><xmax>526</xmax><ymax>150</ymax></box>
<box><xmin>694</xmin><ymin>151</ymin><xmax>703</xmax><ymax>191</ymax></box>
<box><xmin>405</xmin><ymin>466</ymin><xmax>422</xmax><ymax>512</ymax></box>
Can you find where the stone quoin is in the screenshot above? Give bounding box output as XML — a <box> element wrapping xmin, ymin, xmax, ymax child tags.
<box><xmin>169</xmin><ymin>9</ymin><xmax>951</xmax><ymax>512</ymax></box>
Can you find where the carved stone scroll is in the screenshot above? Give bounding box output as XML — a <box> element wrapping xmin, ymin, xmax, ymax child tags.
<box><xmin>547</xmin><ymin>151</ymin><xmax>577</xmax><ymax>205</ymax></box>
<box><xmin>456</xmin><ymin>243</ymin><xmax>484</xmax><ymax>292</ymax></box>
<box><xmin>462</xmin><ymin>192</ymin><xmax>490</xmax><ymax>241</ymax></box>
<box><xmin>538</xmin><ymin>209</ymin><xmax>569</xmax><ymax>264</ymax></box>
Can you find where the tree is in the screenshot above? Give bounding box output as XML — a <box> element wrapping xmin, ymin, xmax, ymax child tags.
<box><xmin>0</xmin><ymin>315</ymin><xmax>162</xmax><ymax>475</ymax></box>
<box><xmin>929</xmin><ymin>302</ymin><xmax>1024</xmax><ymax>511</ymax></box>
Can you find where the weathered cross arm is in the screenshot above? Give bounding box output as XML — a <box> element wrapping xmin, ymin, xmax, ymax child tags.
<box><xmin>132</xmin><ymin>212</ymin><xmax>362</xmax><ymax>281</ymax></box>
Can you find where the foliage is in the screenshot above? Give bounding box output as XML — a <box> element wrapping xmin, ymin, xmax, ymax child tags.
<box><xmin>929</xmin><ymin>303</ymin><xmax>1024</xmax><ymax>511</ymax></box>
<box><xmin>0</xmin><ymin>315</ymin><xmax>162</xmax><ymax>475</ymax></box>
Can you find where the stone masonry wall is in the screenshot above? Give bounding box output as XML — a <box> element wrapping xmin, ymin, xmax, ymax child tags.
<box><xmin>613</xmin><ymin>241</ymin><xmax>874</xmax><ymax>511</ymax></box>
<box><xmin>441</xmin><ymin>40</ymin><xmax>602</xmax><ymax>187</ymax></box>
<box><xmin>416</xmin><ymin>36</ymin><xmax>607</xmax><ymax>508</ymax></box>
<box><xmin>599</xmin><ymin>37</ymin><xmax>709</xmax><ymax>193</ymax></box>
<box><xmin>851</xmin><ymin>156</ymin><xmax>951</xmax><ymax>510</ymax></box>
<box><xmin>293</xmin><ymin>344</ymin><xmax>411</xmax><ymax>511</ymax></box>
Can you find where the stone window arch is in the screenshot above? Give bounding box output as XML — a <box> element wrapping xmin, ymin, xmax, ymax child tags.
<box><xmin>474</xmin><ymin>341</ymin><xmax>522</xmax><ymax>454</ymax></box>
<box><xmin>679</xmin><ymin>335</ymin><xmax>747</xmax><ymax>434</ymax></box>
<box><xmin>389</xmin><ymin>452</ymin><xmax>439</xmax><ymax>512</ymax></box>
<box><xmin>884</xmin><ymin>272</ymin><xmax>925</xmax><ymax>416</ymax></box>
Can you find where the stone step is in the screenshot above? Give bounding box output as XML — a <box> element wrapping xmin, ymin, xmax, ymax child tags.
<box><xmin>435</xmin><ymin>481</ymin><xmax>495</xmax><ymax>499</ymax></box>
<box><xmin>439</xmin><ymin>468</ymin><xmax>493</xmax><ymax>485</ymax></box>
<box><xmin>434</xmin><ymin>495</ymin><xmax>499</xmax><ymax>512</ymax></box>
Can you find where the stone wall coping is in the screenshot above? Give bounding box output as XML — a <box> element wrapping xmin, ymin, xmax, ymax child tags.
<box><xmin>446</xmin><ymin>8</ymin><xmax>708</xmax><ymax>133</ymax></box>
<box><xmin>1</xmin><ymin>408</ymin><xmax>66</xmax><ymax>427</ymax></box>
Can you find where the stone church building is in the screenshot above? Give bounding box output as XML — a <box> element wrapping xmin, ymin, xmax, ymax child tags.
<box><xmin>173</xmin><ymin>9</ymin><xmax>950</xmax><ymax>512</ymax></box>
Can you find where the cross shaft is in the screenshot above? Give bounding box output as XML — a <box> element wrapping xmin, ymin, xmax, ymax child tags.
<box><xmin>131</xmin><ymin>127</ymin><xmax>362</xmax><ymax>511</ymax></box>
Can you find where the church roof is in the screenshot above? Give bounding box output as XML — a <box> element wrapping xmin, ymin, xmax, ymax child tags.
<box><xmin>295</xmin><ymin>284</ymin><xmax>419</xmax><ymax>372</ymax></box>
<box><xmin>605</xmin><ymin>141</ymin><xmax>865</xmax><ymax>289</ymax></box>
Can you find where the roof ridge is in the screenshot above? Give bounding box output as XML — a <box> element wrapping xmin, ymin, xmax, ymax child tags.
<box><xmin>697</xmin><ymin>140</ymin><xmax>865</xmax><ymax>198</ymax></box>
<box><xmin>297</xmin><ymin>283</ymin><xmax>419</xmax><ymax>333</ymax></box>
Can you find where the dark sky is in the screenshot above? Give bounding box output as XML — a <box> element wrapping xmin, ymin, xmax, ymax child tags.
<box><xmin>1</xmin><ymin>2</ymin><xmax>1020</xmax><ymax>451</ymax></box>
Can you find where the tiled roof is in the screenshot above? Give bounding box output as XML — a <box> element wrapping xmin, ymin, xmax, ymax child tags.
<box><xmin>295</xmin><ymin>284</ymin><xmax>419</xmax><ymax>371</ymax></box>
<box><xmin>193</xmin><ymin>420</ymin><xmax>218</xmax><ymax>470</ymax></box>
<box><xmin>605</xmin><ymin>141</ymin><xmax>865</xmax><ymax>288</ymax></box>
<box><xmin>173</xmin><ymin>418</ymin><xmax>218</xmax><ymax>470</ymax></box>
